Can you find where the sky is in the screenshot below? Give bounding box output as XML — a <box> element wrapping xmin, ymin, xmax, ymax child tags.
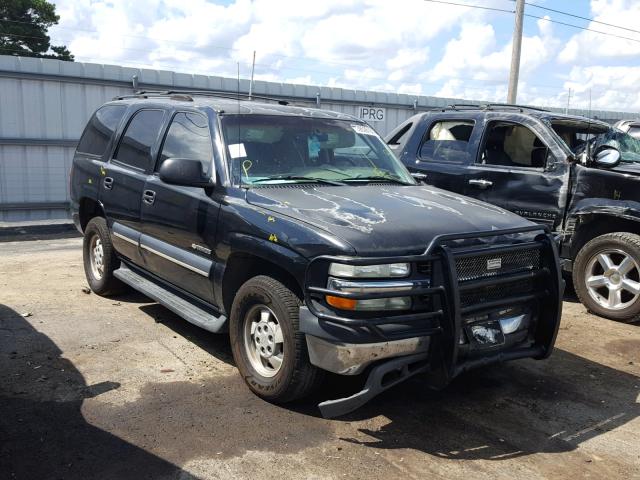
<box><xmin>47</xmin><ymin>0</ymin><xmax>640</xmax><ymax>112</ymax></box>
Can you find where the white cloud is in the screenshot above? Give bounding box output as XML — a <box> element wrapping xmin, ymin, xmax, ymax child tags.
<box><xmin>44</xmin><ymin>0</ymin><xmax>640</xmax><ymax>112</ymax></box>
<box><xmin>558</xmin><ymin>0</ymin><xmax>640</xmax><ymax>64</ymax></box>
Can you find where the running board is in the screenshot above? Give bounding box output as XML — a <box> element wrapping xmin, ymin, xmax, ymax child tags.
<box><xmin>318</xmin><ymin>353</ymin><xmax>429</xmax><ymax>419</ymax></box>
<box><xmin>114</xmin><ymin>266</ymin><xmax>227</xmax><ymax>333</ymax></box>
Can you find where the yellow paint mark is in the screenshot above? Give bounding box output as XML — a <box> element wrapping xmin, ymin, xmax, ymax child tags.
<box><xmin>100</xmin><ymin>166</ymin><xmax>106</xmax><ymax>176</ymax></box>
<box><xmin>269</xmin><ymin>233</ymin><xmax>278</xmax><ymax>243</ymax></box>
<box><xmin>88</xmin><ymin>178</ymin><xmax>93</xmax><ymax>184</ymax></box>
<box><xmin>242</xmin><ymin>159</ymin><xmax>253</xmax><ymax>178</ymax></box>
<box><xmin>267</xmin><ymin>216</ymin><xmax>275</xmax><ymax>222</ymax></box>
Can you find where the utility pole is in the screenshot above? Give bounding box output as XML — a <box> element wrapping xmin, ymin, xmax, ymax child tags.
<box><xmin>565</xmin><ymin>88</ymin><xmax>571</xmax><ymax>114</ymax></box>
<box><xmin>507</xmin><ymin>0</ymin><xmax>525</xmax><ymax>104</ymax></box>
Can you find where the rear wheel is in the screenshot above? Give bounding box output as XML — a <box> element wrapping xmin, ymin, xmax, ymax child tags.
<box><xmin>82</xmin><ymin>217</ymin><xmax>125</xmax><ymax>296</ymax></box>
<box><xmin>573</xmin><ymin>232</ymin><xmax>640</xmax><ymax>322</ymax></box>
<box><xmin>229</xmin><ymin>275</ymin><xmax>323</xmax><ymax>403</ymax></box>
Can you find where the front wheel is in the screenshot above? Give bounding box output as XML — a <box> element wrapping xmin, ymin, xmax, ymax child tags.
<box><xmin>229</xmin><ymin>275</ymin><xmax>323</xmax><ymax>403</ymax></box>
<box><xmin>573</xmin><ymin>232</ymin><xmax>640</xmax><ymax>322</ymax></box>
<box><xmin>82</xmin><ymin>217</ymin><xmax>125</xmax><ymax>296</ymax></box>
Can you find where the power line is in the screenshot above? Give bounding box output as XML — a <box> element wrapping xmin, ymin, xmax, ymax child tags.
<box><xmin>422</xmin><ymin>0</ymin><xmax>513</xmax><ymax>14</ymax></box>
<box><xmin>423</xmin><ymin>0</ymin><xmax>640</xmax><ymax>44</ymax></box>
<box><xmin>525</xmin><ymin>13</ymin><xmax>640</xmax><ymax>44</ymax></box>
<box><xmin>521</xmin><ymin>1</ymin><xmax>640</xmax><ymax>36</ymax></box>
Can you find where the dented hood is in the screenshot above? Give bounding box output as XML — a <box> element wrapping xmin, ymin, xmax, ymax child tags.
<box><xmin>246</xmin><ymin>185</ymin><xmax>532</xmax><ymax>256</ymax></box>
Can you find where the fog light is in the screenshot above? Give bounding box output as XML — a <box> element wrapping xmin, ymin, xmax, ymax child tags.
<box><xmin>499</xmin><ymin>314</ymin><xmax>526</xmax><ymax>334</ymax></box>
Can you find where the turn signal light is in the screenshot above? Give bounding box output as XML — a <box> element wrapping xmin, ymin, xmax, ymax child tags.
<box><xmin>326</xmin><ymin>295</ymin><xmax>357</xmax><ymax>310</ymax></box>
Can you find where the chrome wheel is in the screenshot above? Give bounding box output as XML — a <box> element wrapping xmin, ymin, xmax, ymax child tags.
<box><xmin>89</xmin><ymin>234</ymin><xmax>104</xmax><ymax>280</ymax></box>
<box><xmin>585</xmin><ymin>249</ymin><xmax>640</xmax><ymax>310</ymax></box>
<box><xmin>243</xmin><ymin>305</ymin><xmax>284</xmax><ymax>378</ymax></box>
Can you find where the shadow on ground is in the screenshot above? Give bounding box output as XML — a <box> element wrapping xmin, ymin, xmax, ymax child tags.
<box><xmin>128</xmin><ymin>297</ymin><xmax>640</xmax><ymax>463</ymax></box>
<box><xmin>0</xmin><ymin>304</ymin><xmax>196</xmax><ymax>480</ymax></box>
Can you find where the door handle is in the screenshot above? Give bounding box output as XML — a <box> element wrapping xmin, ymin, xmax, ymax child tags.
<box><xmin>143</xmin><ymin>190</ymin><xmax>156</xmax><ymax>205</ymax></box>
<box><xmin>103</xmin><ymin>177</ymin><xmax>114</xmax><ymax>190</ymax></box>
<box><xmin>468</xmin><ymin>179</ymin><xmax>493</xmax><ymax>189</ymax></box>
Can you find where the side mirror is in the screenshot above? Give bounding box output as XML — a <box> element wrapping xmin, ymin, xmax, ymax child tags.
<box><xmin>158</xmin><ymin>158</ymin><xmax>214</xmax><ymax>188</ymax></box>
<box><xmin>594</xmin><ymin>147</ymin><xmax>621</xmax><ymax>168</ymax></box>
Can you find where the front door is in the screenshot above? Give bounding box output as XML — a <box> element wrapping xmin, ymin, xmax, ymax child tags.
<box><xmin>140</xmin><ymin>111</ymin><xmax>219</xmax><ymax>304</ymax></box>
<box><xmin>101</xmin><ymin>108</ymin><xmax>166</xmax><ymax>266</ymax></box>
<box><xmin>465</xmin><ymin>119</ymin><xmax>569</xmax><ymax>231</ymax></box>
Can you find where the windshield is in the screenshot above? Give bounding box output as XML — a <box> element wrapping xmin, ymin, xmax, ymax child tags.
<box><xmin>220</xmin><ymin>115</ymin><xmax>415</xmax><ymax>186</ymax></box>
<box><xmin>551</xmin><ymin>119</ymin><xmax>640</xmax><ymax>163</ymax></box>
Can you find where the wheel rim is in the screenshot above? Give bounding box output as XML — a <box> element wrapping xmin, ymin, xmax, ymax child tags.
<box><xmin>585</xmin><ymin>248</ymin><xmax>640</xmax><ymax>310</ymax></box>
<box><xmin>89</xmin><ymin>234</ymin><xmax>104</xmax><ymax>280</ymax></box>
<box><xmin>243</xmin><ymin>305</ymin><xmax>284</xmax><ymax>378</ymax></box>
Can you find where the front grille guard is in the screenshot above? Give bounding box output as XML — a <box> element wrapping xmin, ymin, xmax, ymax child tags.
<box><xmin>304</xmin><ymin>224</ymin><xmax>563</xmax><ymax>378</ymax></box>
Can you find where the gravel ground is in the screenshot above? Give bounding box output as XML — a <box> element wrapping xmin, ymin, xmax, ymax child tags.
<box><xmin>1</xmin><ymin>237</ymin><xmax>639</xmax><ymax>480</ymax></box>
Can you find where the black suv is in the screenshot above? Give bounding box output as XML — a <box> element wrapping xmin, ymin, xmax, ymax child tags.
<box><xmin>70</xmin><ymin>92</ymin><xmax>562</xmax><ymax>417</ymax></box>
<box><xmin>387</xmin><ymin>104</ymin><xmax>640</xmax><ymax>322</ymax></box>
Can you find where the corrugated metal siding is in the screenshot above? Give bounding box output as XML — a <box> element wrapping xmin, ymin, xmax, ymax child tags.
<box><xmin>1</xmin><ymin>54</ymin><xmax>639</xmax><ymax>221</ymax></box>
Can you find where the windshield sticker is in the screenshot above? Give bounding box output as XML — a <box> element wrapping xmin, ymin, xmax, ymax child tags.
<box><xmin>352</xmin><ymin>124</ymin><xmax>376</xmax><ymax>136</ymax></box>
<box><xmin>229</xmin><ymin>143</ymin><xmax>247</xmax><ymax>159</ymax></box>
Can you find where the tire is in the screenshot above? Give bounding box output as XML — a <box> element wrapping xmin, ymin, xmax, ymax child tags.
<box><xmin>82</xmin><ymin>217</ymin><xmax>125</xmax><ymax>296</ymax></box>
<box><xmin>573</xmin><ymin>232</ymin><xmax>640</xmax><ymax>322</ymax></box>
<box><xmin>229</xmin><ymin>275</ymin><xmax>323</xmax><ymax>403</ymax></box>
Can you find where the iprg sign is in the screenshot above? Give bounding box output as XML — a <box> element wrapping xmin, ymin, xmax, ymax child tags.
<box><xmin>357</xmin><ymin>106</ymin><xmax>386</xmax><ymax>122</ymax></box>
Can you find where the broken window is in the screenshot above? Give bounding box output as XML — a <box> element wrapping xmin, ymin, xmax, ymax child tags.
<box><xmin>419</xmin><ymin>120</ymin><xmax>474</xmax><ymax>163</ymax></box>
<box><xmin>479</xmin><ymin>122</ymin><xmax>548</xmax><ymax>169</ymax></box>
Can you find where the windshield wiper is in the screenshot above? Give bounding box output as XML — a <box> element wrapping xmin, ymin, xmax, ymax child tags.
<box><xmin>343</xmin><ymin>174</ymin><xmax>413</xmax><ymax>185</ymax></box>
<box><xmin>250</xmin><ymin>175</ymin><xmax>346</xmax><ymax>186</ymax></box>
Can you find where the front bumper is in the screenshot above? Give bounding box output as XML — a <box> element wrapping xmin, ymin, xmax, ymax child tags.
<box><xmin>303</xmin><ymin>225</ymin><xmax>564</xmax><ymax>381</ymax></box>
<box><xmin>304</xmin><ymin>323</ymin><xmax>430</xmax><ymax>375</ymax></box>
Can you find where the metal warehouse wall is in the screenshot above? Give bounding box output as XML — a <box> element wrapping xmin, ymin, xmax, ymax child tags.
<box><xmin>1</xmin><ymin>54</ymin><xmax>639</xmax><ymax>222</ymax></box>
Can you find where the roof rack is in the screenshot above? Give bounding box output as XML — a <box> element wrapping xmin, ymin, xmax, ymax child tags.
<box><xmin>446</xmin><ymin>103</ymin><xmax>550</xmax><ymax>113</ymax></box>
<box><xmin>113</xmin><ymin>90</ymin><xmax>290</xmax><ymax>105</ymax></box>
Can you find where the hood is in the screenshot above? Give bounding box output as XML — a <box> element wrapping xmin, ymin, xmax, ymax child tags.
<box><xmin>246</xmin><ymin>185</ymin><xmax>532</xmax><ymax>256</ymax></box>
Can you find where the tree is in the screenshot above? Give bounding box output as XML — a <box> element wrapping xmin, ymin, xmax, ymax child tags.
<box><xmin>0</xmin><ymin>0</ymin><xmax>74</xmax><ymax>61</ymax></box>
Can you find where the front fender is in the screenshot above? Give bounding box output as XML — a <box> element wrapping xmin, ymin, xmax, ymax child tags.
<box><xmin>569</xmin><ymin>198</ymin><xmax>640</xmax><ymax>223</ymax></box>
<box><xmin>212</xmin><ymin>232</ymin><xmax>310</xmax><ymax>309</ymax></box>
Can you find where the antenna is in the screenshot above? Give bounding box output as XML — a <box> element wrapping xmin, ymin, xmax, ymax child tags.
<box><xmin>237</xmin><ymin>62</ymin><xmax>244</xmax><ymax>188</ymax></box>
<box><xmin>249</xmin><ymin>50</ymin><xmax>256</xmax><ymax>101</ymax></box>
<box><xmin>586</xmin><ymin>88</ymin><xmax>593</xmax><ymax>163</ymax></box>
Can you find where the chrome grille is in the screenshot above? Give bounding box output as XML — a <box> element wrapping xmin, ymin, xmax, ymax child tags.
<box><xmin>455</xmin><ymin>248</ymin><xmax>541</xmax><ymax>282</ymax></box>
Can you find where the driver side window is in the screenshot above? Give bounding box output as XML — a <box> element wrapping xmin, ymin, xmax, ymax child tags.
<box><xmin>157</xmin><ymin>112</ymin><xmax>213</xmax><ymax>174</ymax></box>
<box><xmin>479</xmin><ymin>121</ymin><xmax>548</xmax><ymax>169</ymax></box>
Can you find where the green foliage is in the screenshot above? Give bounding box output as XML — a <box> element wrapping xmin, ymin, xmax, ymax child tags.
<box><xmin>0</xmin><ymin>0</ymin><xmax>74</xmax><ymax>61</ymax></box>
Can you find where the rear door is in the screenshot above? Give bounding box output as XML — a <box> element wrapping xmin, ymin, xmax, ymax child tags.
<box><xmin>464</xmin><ymin>116</ymin><xmax>569</xmax><ymax>230</ymax></box>
<box><xmin>400</xmin><ymin>114</ymin><xmax>480</xmax><ymax>194</ymax></box>
<box><xmin>140</xmin><ymin>110</ymin><xmax>219</xmax><ymax>303</ymax></box>
<box><xmin>101</xmin><ymin>108</ymin><xmax>166</xmax><ymax>266</ymax></box>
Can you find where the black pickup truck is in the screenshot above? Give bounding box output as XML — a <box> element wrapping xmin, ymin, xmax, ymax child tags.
<box><xmin>70</xmin><ymin>92</ymin><xmax>562</xmax><ymax>417</ymax></box>
<box><xmin>387</xmin><ymin>104</ymin><xmax>640</xmax><ymax>322</ymax></box>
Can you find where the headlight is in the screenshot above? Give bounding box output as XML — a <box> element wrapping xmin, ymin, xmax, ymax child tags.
<box><xmin>325</xmin><ymin>277</ymin><xmax>412</xmax><ymax>311</ymax></box>
<box><xmin>328</xmin><ymin>262</ymin><xmax>410</xmax><ymax>278</ymax></box>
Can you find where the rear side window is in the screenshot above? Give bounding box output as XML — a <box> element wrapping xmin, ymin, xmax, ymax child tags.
<box><xmin>113</xmin><ymin>109</ymin><xmax>165</xmax><ymax>171</ymax></box>
<box><xmin>76</xmin><ymin>105</ymin><xmax>127</xmax><ymax>156</ymax></box>
<box><xmin>419</xmin><ymin>120</ymin><xmax>474</xmax><ymax>163</ymax></box>
<box><xmin>387</xmin><ymin>122</ymin><xmax>412</xmax><ymax>149</ymax></box>
<box><xmin>157</xmin><ymin>112</ymin><xmax>213</xmax><ymax>174</ymax></box>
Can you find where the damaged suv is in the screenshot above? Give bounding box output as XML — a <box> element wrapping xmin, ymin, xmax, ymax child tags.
<box><xmin>388</xmin><ymin>104</ymin><xmax>640</xmax><ymax>322</ymax></box>
<box><xmin>70</xmin><ymin>92</ymin><xmax>562</xmax><ymax>417</ymax></box>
